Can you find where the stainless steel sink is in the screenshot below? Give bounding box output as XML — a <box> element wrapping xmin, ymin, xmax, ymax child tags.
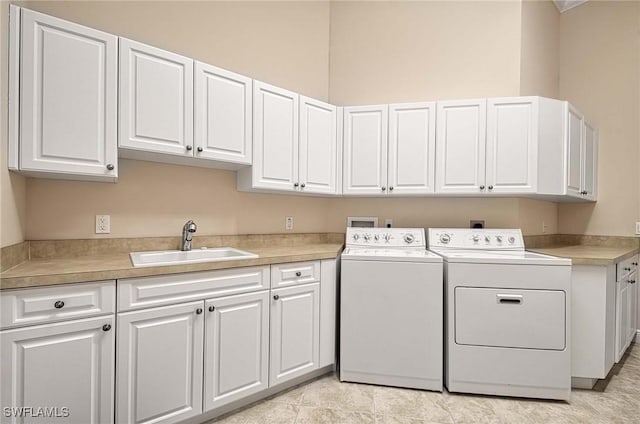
<box><xmin>130</xmin><ymin>247</ymin><xmax>258</xmax><ymax>267</ymax></box>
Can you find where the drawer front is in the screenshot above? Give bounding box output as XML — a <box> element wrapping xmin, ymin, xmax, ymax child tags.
<box><xmin>118</xmin><ymin>266</ymin><xmax>270</xmax><ymax>312</ymax></box>
<box><xmin>455</xmin><ymin>287</ymin><xmax>566</xmax><ymax>350</ymax></box>
<box><xmin>271</xmin><ymin>261</ymin><xmax>320</xmax><ymax>288</ymax></box>
<box><xmin>1</xmin><ymin>280</ymin><xmax>115</xmax><ymax>329</ymax></box>
<box><xmin>617</xmin><ymin>256</ymin><xmax>638</xmax><ymax>281</ymax></box>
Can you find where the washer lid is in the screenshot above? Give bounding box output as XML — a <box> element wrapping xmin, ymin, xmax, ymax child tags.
<box><xmin>342</xmin><ymin>247</ymin><xmax>443</xmax><ymax>263</ymax></box>
<box><xmin>430</xmin><ymin>249</ymin><xmax>571</xmax><ymax>266</ymax></box>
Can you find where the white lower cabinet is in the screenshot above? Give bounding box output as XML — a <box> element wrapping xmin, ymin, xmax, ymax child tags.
<box><xmin>270</xmin><ymin>283</ymin><xmax>320</xmax><ymax>386</ymax></box>
<box><xmin>203</xmin><ymin>291</ymin><xmax>269</xmax><ymax>411</ymax></box>
<box><xmin>116</xmin><ymin>301</ymin><xmax>204</xmax><ymax>424</ymax></box>
<box><xmin>615</xmin><ymin>256</ymin><xmax>638</xmax><ymax>362</ymax></box>
<box><xmin>1</xmin><ymin>315</ymin><xmax>115</xmax><ymax>424</ymax></box>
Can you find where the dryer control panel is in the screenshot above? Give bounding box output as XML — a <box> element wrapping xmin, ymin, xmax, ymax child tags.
<box><xmin>346</xmin><ymin>227</ymin><xmax>425</xmax><ymax>249</ymax></box>
<box><xmin>428</xmin><ymin>228</ymin><xmax>524</xmax><ymax>251</ymax></box>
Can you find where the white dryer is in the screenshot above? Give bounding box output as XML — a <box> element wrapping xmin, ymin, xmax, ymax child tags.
<box><xmin>428</xmin><ymin>228</ymin><xmax>572</xmax><ymax>401</ymax></box>
<box><xmin>340</xmin><ymin>227</ymin><xmax>443</xmax><ymax>391</ymax></box>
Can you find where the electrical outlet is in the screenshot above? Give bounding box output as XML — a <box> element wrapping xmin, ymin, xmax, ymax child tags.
<box><xmin>95</xmin><ymin>215</ymin><xmax>110</xmax><ymax>234</ymax></box>
<box><xmin>285</xmin><ymin>216</ymin><xmax>294</xmax><ymax>231</ymax></box>
<box><xmin>384</xmin><ymin>219</ymin><xmax>393</xmax><ymax>228</ymax></box>
<box><xmin>636</xmin><ymin>222</ymin><xmax>640</xmax><ymax>235</ymax></box>
<box><xmin>542</xmin><ymin>221</ymin><xmax>548</xmax><ymax>234</ymax></box>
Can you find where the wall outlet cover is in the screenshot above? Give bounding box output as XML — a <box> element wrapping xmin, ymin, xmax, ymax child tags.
<box><xmin>384</xmin><ymin>219</ymin><xmax>393</xmax><ymax>228</ymax></box>
<box><xmin>636</xmin><ymin>222</ymin><xmax>640</xmax><ymax>235</ymax></box>
<box><xmin>95</xmin><ymin>215</ymin><xmax>110</xmax><ymax>234</ymax></box>
<box><xmin>285</xmin><ymin>216</ymin><xmax>294</xmax><ymax>231</ymax></box>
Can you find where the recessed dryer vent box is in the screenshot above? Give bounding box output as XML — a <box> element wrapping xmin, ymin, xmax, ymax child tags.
<box><xmin>347</xmin><ymin>216</ymin><xmax>378</xmax><ymax>228</ymax></box>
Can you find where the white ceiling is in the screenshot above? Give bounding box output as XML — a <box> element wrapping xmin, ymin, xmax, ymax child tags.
<box><xmin>553</xmin><ymin>0</ymin><xmax>589</xmax><ymax>13</ymax></box>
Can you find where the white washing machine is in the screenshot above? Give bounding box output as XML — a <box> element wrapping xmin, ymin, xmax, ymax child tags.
<box><xmin>340</xmin><ymin>227</ymin><xmax>444</xmax><ymax>391</ymax></box>
<box><xmin>428</xmin><ymin>228</ymin><xmax>572</xmax><ymax>401</ymax></box>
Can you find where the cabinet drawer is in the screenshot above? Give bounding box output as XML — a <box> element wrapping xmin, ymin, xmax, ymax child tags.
<box><xmin>617</xmin><ymin>256</ymin><xmax>638</xmax><ymax>281</ymax></box>
<box><xmin>455</xmin><ymin>287</ymin><xmax>566</xmax><ymax>350</ymax></box>
<box><xmin>271</xmin><ymin>261</ymin><xmax>320</xmax><ymax>288</ymax></box>
<box><xmin>118</xmin><ymin>266</ymin><xmax>270</xmax><ymax>311</ymax></box>
<box><xmin>1</xmin><ymin>280</ymin><xmax>115</xmax><ymax>329</ymax></box>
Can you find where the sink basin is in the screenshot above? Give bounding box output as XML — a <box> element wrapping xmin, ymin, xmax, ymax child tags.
<box><xmin>130</xmin><ymin>247</ymin><xmax>258</xmax><ymax>267</ymax></box>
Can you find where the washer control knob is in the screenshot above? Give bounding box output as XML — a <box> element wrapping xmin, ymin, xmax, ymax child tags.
<box><xmin>352</xmin><ymin>233</ymin><xmax>360</xmax><ymax>241</ymax></box>
<box><xmin>485</xmin><ymin>236</ymin><xmax>491</xmax><ymax>243</ymax></box>
<box><xmin>472</xmin><ymin>235</ymin><xmax>480</xmax><ymax>242</ymax></box>
<box><xmin>404</xmin><ymin>234</ymin><xmax>416</xmax><ymax>244</ymax></box>
<box><xmin>374</xmin><ymin>234</ymin><xmax>380</xmax><ymax>241</ymax></box>
<box><xmin>508</xmin><ymin>236</ymin><xmax>516</xmax><ymax>244</ymax></box>
<box><xmin>496</xmin><ymin>236</ymin><xmax>503</xmax><ymax>243</ymax></box>
<box><xmin>439</xmin><ymin>234</ymin><xmax>451</xmax><ymax>244</ymax></box>
<box><xmin>383</xmin><ymin>234</ymin><xmax>392</xmax><ymax>242</ymax></box>
<box><xmin>363</xmin><ymin>234</ymin><xmax>371</xmax><ymax>241</ymax></box>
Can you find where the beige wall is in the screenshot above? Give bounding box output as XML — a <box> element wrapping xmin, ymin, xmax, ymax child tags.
<box><xmin>519</xmin><ymin>0</ymin><xmax>560</xmax><ymax>98</ymax></box>
<box><xmin>328</xmin><ymin>1</ymin><xmax>523</xmax><ymax>105</ymax></box>
<box><xmin>27</xmin><ymin>160</ymin><xmax>331</xmax><ymax>239</ymax></box>
<box><xmin>558</xmin><ymin>1</ymin><xmax>640</xmax><ymax>236</ymax></box>
<box><xmin>1</xmin><ymin>1</ymin><xmax>27</xmax><ymax>248</ymax></box>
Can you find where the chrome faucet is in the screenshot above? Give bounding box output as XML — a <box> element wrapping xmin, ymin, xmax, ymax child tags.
<box><xmin>181</xmin><ymin>220</ymin><xmax>197</xmax><ymax>251</ymax></box>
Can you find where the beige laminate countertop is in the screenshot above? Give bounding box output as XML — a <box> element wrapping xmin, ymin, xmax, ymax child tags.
<box><xmin>529</xmin><ymin>245</ymin><xmax>639</xmax><ymax>266</ymax></box>
<box><xmin>0</xmin><ymin>243</ymin><xmax>344</xmax><ymax>290</ymax></box>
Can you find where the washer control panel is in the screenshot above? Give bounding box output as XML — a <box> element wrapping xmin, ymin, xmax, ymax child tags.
<box><xmin>346</xmin><ymin>227</ymin><xmax>425</xmax><ymax>248</ymax></box>
<box><xmin>428</xmin><ymin>228</ymin><xmax>524</xmax><ymax>250</ymax></box>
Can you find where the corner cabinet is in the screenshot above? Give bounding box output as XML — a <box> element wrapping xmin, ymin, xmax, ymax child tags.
<box><xmin>237</xmin><ymin>82</ymin><xmax>341</xmax><ymax>195</ymax></box>
<box><xmin>615</xmin><ymin>255</ymin><xmax>638</xmax><ymax>362</ymax></box>
<box><xmin>8</xmin><ymin>6</ymin><xmax>118</xmax><ymax>182</ymax></box>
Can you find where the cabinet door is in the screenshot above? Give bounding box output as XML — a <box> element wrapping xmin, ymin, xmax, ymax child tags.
<box><xmin>117</xmin><ymin>301</ymin><xmax>203</xmax><ymax>424</ymax></box>
<box><xmin>252</xmin><ymin>81</ymin><xmax>299</xmax><ymax>191</ymax></box>
<box><xmin>194</xmin><ymin>62</ymin><xmax>252</xmax><ymax>164</ymax></box>
<box><xmin>566</xmin><ymin>104</ymin><xmax>584</xmax><ymax>198</ymax></box>
<box><xmin>119</xmin><ymin>38</ymin><xmax>194</xmax><ymax>156</ymax></box>
<box><xmin>435</xmin><ymin>99</ymin><xmax>487</xmax><ymax>194</ymax></box>
<box><xmin>19</xmin><ymin>9</ymin><xmax>117</xmax><ymax>179</ymax></box>
<box><xmin>299</xmin><ymin>96</ymin><xmax>338</xmax><ymax>195</ymax></box>
<box><xmin>583</xmin><ymin>121</ymin><xmax>598</xmax><ymax>201</ymax></box>
<box><xmin>203</xmin><ymin>291</ymin><xmax>269</xmax><ymax>411</ymax></box>
<box><xmin>387</xmin><ymin>102</ymin><xmax>436</xmax><ymax>195</ymax></box>
<box><xmin>342</xmin><ymin>105</ymin><xmax>388</xmax><ymax>195</ymax></box>
<box><xmin>270</xmin><ymin>283</ymin><xmax>320</xmax><ymax>386</ymax></box>
<box><xmin>615</xmin><ymin>279</ymin><xmax>629</xmax><ymax>362</ymax></box>
<box><xmin>1</xmin><ymin>315</ymin><xmax>115</xmax><ymax>424</ymax></box>
<box><xmin>627</xmin><ymin>271</ymin><xmax>637</xmax><ymax>349</ymax></box>
<box><xmin>486</xmin><ymin>98</ymin><xmax>538</xmax><ymax>194</ymax></box>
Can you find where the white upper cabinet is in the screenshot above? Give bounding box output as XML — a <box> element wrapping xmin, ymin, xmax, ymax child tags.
<box><xmin>11</xmin><ymin>7</ymin><xmax>118</xmax><ymax>181</ymax></box>
<box><xmin>299</xmin><ymin>96</ymin><xmax>339</xmax><ymax>195</ymax></box>
<box><xmin>435</xmin><ymin>99</ymin><xmax>487</xmax><ymax>194</ymax></box>
<box><xmin>388</xmin><ymin>102</ymin><xmax>436</xmax><ymax>195</ymax></box>
<box><xmin>194</xmin><ymin>63</ymin><xmax>252</xmax><ymax>165</ymax></box>
<box><xmin>582</xmin><ymin>120</ymin><xmax>598</xmax><ymax>201</ymax></box>
<box><xmin>342</xmin><ymin>105</ymin><xmax>389</xmax><ymax>195</ymax></box>
<box><xmin>486</xmin><ymin>97</ymin><xmax>538</xmax><ymax>194</ymax></box>
<box><xmin>119</xmin><ymin>38</ymin><xmax>194</xmax><ymax>156</ymax></box>
<box><xmin>238</xmin><ymin>85</ymin><xmax>340</xmax><ymax>195</ymax></box>
<box><xmin>566</xmin><ymin>104</ymin><xmax>584</xmax><ymax>198</ymax></box>
<box><xmin>250</xmin><ymin>81</ymin><xmax>299</xmax><ymax>191</ymax></box>
<box><xmin>559</xmin><ymin>104</ymin><xmax>598</xmax><ymax>201</ymax></box>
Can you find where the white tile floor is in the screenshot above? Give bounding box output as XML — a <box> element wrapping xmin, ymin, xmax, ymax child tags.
<box><xmin>209</xmin><ymin>343</ymin><xmax>639</xmax><ymax>423</ymax></box>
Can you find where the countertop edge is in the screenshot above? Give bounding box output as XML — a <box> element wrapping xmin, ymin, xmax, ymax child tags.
<box><xmin>0</xmin><ymin>246</ymin><xmax>343</xmax><ymax>290</ymax></box>
<box><xmin>528</xmin><ymin>247</ymin><xmax>639</xmax><ymax>266</ymax></box>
